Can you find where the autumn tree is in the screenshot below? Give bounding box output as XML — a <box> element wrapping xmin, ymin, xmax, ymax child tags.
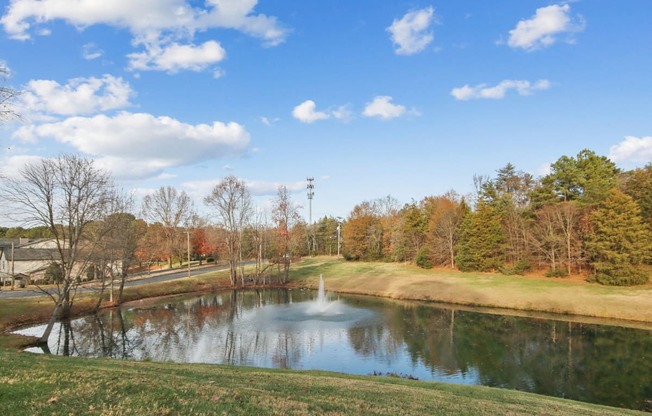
<box><xmin>342</xmin><ymin>201</ymin><xmax>383</xmax><ymax>261</ymax></box>
<box><xmin>142</xmin><ymin>186</ymin><xmax>194</xmax><ymax>269</ymax></box>
<box><xmin>1</xmin><ymin>154</ymin><xmax>114</xmax><ymax>344</ymax></box>
<box><xmin>586</xmin><ymin>189</ymin><xmax>651</xmax><ymax>285</ymax></box>
<box><xmin>424</xmin><ymin>193</ymin><xmax>465</xmax><ymax>268</ymax></box>
<box><xmin>272</xmin><ymin>186</ymin><xmax>302</xmax><ymax>283</ymax></box>
<box><xmin>205</xmin><ymin>176</ymin><xmax>252</xmax><ymax>285</ymax></box>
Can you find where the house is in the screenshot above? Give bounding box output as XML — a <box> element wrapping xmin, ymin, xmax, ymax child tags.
<box><xmin>0</xmin><ymin>238</ymin><xmax>60</xmax><ymax>286</ymax></box>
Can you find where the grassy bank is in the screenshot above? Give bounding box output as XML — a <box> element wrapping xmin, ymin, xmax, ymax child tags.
<box><xmin>288</xmin><ymin>257</ymin><xmax>652</xmax><ymax>325</ymax></box>
<box><xmin>0</xmin><ymin>347</ymin><xmax>643</xmax><ymax>416</ymax></box>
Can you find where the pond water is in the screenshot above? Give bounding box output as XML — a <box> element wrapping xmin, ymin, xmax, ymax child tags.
<box><xmin>16</xmin><ymin>288</ymin><xmax>652</xmax><ymax>411</ymax></box>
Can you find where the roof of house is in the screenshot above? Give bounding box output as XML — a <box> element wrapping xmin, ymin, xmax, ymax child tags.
<box><xmin>9</xmin><ymin>248</ymin><xmax>59</xmax><ymax>262</ymax></box>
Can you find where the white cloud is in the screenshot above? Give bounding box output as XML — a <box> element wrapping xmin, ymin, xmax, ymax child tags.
<box><xmin>0</xmin><ymin>154</ymin><xmax>44</xmax><ymax>179</ymax></box>
<box><xmin>82</xmin><ymin>42</ymin><xmax>103</xmax><ymax>60</ymax></box>
<box><xmin>387</xmin><ymin>7</ymin><xmax>435</xmax><ymax>55</ymax></box>
<box><xmin>507</xmin><ymin>4</ymin><xmax>585</xmax><ymax>51</ymax></box>
<box><xmin>12</xmin><ymin>111</ymin><xmax>250</xmax><ymax>179</ymax></box>
<box><xmin>362</xmin><ymin>96</ymin><xmax>410</xmax><ymax>120</ymax></box>
<box><xmin>1</xmin><ymin>0</ymin><xmax>287</xmax><ymax>72</ymax></box>
<box><xmin>260</xmin><ymin>116</ymin><xmax>279</xmax><ymax>126</ymax></box>
<box><xmin>451</xmin><ymin>79</ymin><xmax>551</xmax><ymax>101</ymax></box>
<box><xmin>19</xmin><ymin>75</ymin><xmax>133</xmax><ymax>116</ymax></box>
<box><xmin>127</xmin><ymin>40</ymin><xmax>226</xmax><ymax>73</ymax></box>
<box><xmin>292</xmin><ymin>100</ymin><xmax>330</xmax><ymax>123</ymax></box>
<box><xmin>609</xmin><ymin>136</ymin><xmax>652</xmax><ymax>164</ymax></box>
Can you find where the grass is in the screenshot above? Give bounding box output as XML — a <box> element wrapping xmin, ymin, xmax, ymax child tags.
<box><xmin>1</xmin><ymin>258</ymin><xmax>650</xmax><ymax>415</ymax></box>
<box><xmin>288</xmin><ymin>257</ymin><xmax>652</xmax><ymax>325</ymax></box>
<box><xmin>0</xmin><ymin>348</ymin><xmax>644</xmax><ymax>416</ymax></box>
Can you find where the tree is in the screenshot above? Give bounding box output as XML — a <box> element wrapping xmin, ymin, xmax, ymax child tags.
<box><xmin>456</xmin><ymin>203</ymin><xmax>506</xmax><ymax>272</ymax></box>
<box><xmin>142</xmin><ymin>186</ymin><xmax>194</xmax><ymax>269</ymax></box>
<box><xmin>204</xmin><ymin>176</ymin><xmax>252</xmax><ymax>285</ymax></box>
<box><xmin>586</xmin><ymin>189</ymin><xmax>651</xmax><ymax>285</ymax></box>
<box><xmin>272</xmin><ymin>186</ymin><xmax>301</xmax><ymax>283</ymax></box>
<box><xmin>424</xmin><ymin>193</ymin><xmax>464</xmax><ymax>268</ymax></box>
<box><xmin>539</xmin><ymin>150</ymin><xmax>620</xmax><ymax>205</ymax></box>
<box><xmin>342</xmin><ymin>201</ymin><xmax>383</xmax><ymax>261</ymax></box>
<box><xmin>1</xmin><ymin>154</ymin><xmax>114</xmax><ymax>344</ymax></box>
<box><xmin>620</xmin><ymin>164</ymin><xmax>652</xmax><ymax>232</ymax></box>
<box><xmin>1</xmin><ymin>65</ymin><xmax>20</xmax><ymax>123</ymax></box>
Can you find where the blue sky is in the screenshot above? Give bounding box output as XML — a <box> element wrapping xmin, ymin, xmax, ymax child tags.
<box><xmin>1</xmin><ymin>1</ymin><xmax>651</xmax><ymax>222</ymax></box>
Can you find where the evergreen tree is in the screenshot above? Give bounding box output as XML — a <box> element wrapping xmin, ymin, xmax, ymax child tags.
<box><xmin>620</xmin><ymin>164</ymin><xmax>652</xmax><ymax>232</ymax></box>
<box><xmin>586</xmin><ymin>189</ymin><xmax>651</xmax><ymax>285</ymax></box>
<box><xmin>456</xmin><ymin>203</ymin><xmax>506</xmax><ymax>272</ymax></box>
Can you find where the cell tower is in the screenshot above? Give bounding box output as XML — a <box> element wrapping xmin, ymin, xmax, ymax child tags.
<box><xmin>306</xmin><ymin>177</ymin><xmax>314</xmax><ymax>225</ymax></box>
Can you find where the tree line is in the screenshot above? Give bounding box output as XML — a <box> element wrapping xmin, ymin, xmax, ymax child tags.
<box><xmin>0</xmin><ymin>155</ymin><xmax>306</xmax><ymax>344</ymax></box>
<box><xmin>341</xmin><ymin>149</ymin><xmax>652</xmax><ymax>286</ymax></box>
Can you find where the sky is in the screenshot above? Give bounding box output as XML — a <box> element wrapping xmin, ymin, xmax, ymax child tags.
<box><xmin>1</xmin><ymin>0</ymin><xmax>651</xmax><ymax>223</ymax></box>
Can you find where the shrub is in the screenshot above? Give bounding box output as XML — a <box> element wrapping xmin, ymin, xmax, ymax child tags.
<box><xmin>592</xmin><ymin>263</ymin><xmax>649</xmax><ymax>286</ymax></box>
<box><xmin>500</xmin><ymin>260</ymin><xmax>531</xmax><ymax>276</ymax></box>
<box><xmin>415</xmin><ymin>247</ymin><xmax>432</xmax><ymax>269</ymax></box>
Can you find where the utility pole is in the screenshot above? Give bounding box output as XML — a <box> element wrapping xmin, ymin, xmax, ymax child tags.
<box><xmin>307</xmin><ymin>177</ymin><xmax>315</xmax><ymax>255</ymax></box>
<box><xmin>10</xmin><ymin>242</ymin><xmax>15</xmax><ymax>291</ymax></box>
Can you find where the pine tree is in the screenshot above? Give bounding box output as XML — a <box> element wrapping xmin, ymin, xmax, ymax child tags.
<box><xmin>586</xmin><ymin>189</ymin><xmax>651</xmax><ymax>285</ymax></box>
<box><xmin>456</xmin><ymin>203</ymin><xmax>506</xmax><ymax>272</ymax></box>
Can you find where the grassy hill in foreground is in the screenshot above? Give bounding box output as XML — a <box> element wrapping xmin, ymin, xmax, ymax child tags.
<box><xmin>0</xmin><ymin>348</ymin><xmax>644</xmax><ymax>416</ymax></box>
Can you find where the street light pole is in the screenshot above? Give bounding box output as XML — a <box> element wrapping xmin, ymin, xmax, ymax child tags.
<box><xmin>336</xmin><ymin>224</ymin><xmax>341</xmax><ymax>258</ymax></box>
<box><xmin>186</xmin><ymin>229</ymin><xmax>191</xmax><ymax>278</ymax></box>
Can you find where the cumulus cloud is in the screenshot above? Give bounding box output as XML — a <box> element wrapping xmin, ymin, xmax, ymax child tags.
<box><xmin>127</xmin><ymin>40</ymin><xmax>226</xmax><ymax>73</ymax></box>
<box><xmin>1</xmin><ymin>0</ymin><xmax>287</xmax><ymax>72</ymax></box>
<box><xmin>20</xmin><ymin>75</ymin><xmax>133</xmax><ymax>116</ymax></box>
<box><xmin>387</xmin><ymin>7</ymin><xmax>435</xmax><ymax>55</ymax></box>
<box><xmin>12</xmin><ymin>112</ymin><xmax>250</xmax><ymax>179</ymax></box>
<box><xmin>292</xmin><ymin>100</ymin><xmax>330</xmax><ymax>123</ymax></box>
<box><xmin>451</xmin><ymin>79</ymin><xmax>551</xmax><ymax>100</ymax></box>
<box><xmin>507</xmin><ymin>4</ymin><xmax>585</xmax><ymax>51</ymax></box>
<box><xmin>609</xmin><ymin>136</ymin><xmax>652</xmax><ymax>164</ymax></box>
<box><xmin>363</xmin><ymin>96</ymin><xmax>414</xmax><ymax>120</ymax></box>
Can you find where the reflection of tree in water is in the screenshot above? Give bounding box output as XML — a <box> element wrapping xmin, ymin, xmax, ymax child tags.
<box><xmin>381</xmin><ymin>303</ymin><xmax>652</xmax><ymax>410</ymax></box>
<box><xmin>45</xmin><ymin>290</ymin><xmax>651</xmax><ymax>411</ymax></box>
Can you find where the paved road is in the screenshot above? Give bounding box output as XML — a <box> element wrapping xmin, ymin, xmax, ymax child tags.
<box><xmin>0</xmin><ymin>263</ymin><xmax>239</xmax><ymax>299</ymax></box>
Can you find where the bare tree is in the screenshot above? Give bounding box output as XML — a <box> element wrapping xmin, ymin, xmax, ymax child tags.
<box><xmin>273</xmin><ymin>186</ymin><xmax>301</xmax><ymax>283</ymax></box>
<box><xmin>1</xmin><ymin>65</ymin><xmax>20</xmax><ymax>123</ymax></box>
<box><xmin>204</xmin><ymin>176</ymin><xmax>252</xmax><ymax>286</ymax></box>
<box><xmin>1</xmin><ymin>154</ymin><xmax>114</xmax><ymax>344</ymax></box>
<box><xmin>142</xmin><ymin>186</ymin><xmax>194</xmax><ymax>269</ymax></box>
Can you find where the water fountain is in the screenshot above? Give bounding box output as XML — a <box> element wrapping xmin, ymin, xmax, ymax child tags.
<box><xmin>306</xmin><ymin>274</ymin><xmax>343</xmax><ymax>316</ymax></box>
<box><xmin>261</xmin><ymin>274</ymin><xmax>372</xmax><ymax>324</ymax></box>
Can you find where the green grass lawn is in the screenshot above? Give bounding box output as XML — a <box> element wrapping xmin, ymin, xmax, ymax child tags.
<box><xmin>0</xmin><ymin>347</ymin><xmax>644</xmax><ymax>416</ymax></box>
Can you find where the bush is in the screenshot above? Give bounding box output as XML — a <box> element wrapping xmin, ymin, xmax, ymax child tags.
<box><xmin>545</xmin><ymin>268</ymin><xmax>569</xmax><ymax>278</ymax></box>
<box><xmin>499</xmin><ymin>260</ymin><xmax>531</xmax><ymax>276</ymax></box>
<box><xmin>415</xmin><ymin>247</ymin><xmax>432</xmax><ymax>269</ymax></box>
<box><xmin>593</xmin><ymin>263</ymin><xmax>649</xmax><ymax>286</ymax></box>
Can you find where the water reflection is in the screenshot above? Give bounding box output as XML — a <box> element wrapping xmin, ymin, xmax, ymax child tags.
<box><xmin>16</xmin><ymin>289</ymin><xmax>652</xmax><ymax>411</ymax></box>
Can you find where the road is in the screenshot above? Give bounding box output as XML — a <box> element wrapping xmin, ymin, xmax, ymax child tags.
<box><xmin>0</xmin><ymin>262</ymin><xmax>240</xmax><ymax>299</ymax></box>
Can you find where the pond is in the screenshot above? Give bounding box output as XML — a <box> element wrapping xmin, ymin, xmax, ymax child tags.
<box><xmin>15</xmin><ymin>287</ymin><xmax>652</xmax><ymax>411</ymax></box>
